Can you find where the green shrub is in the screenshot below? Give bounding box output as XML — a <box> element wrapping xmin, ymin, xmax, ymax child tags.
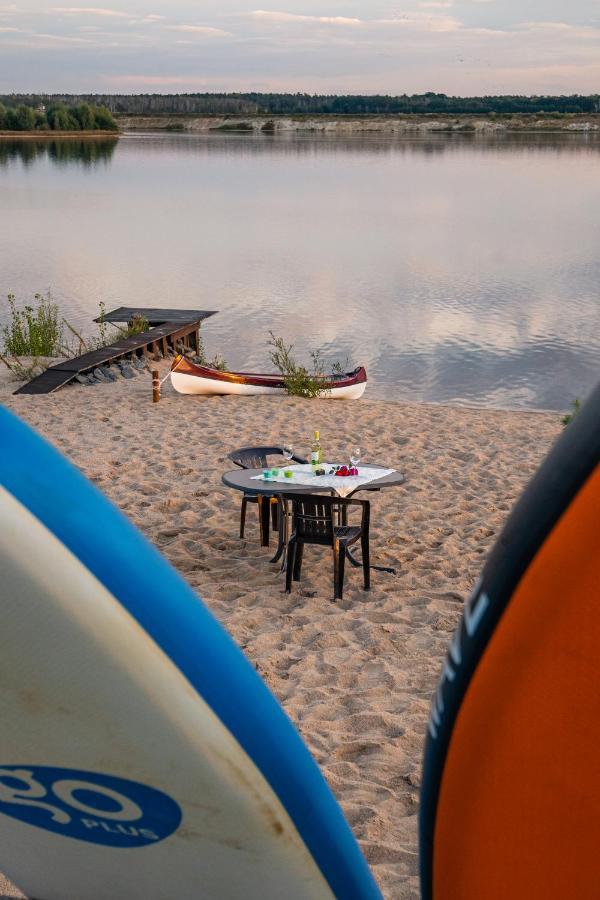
<box><xmin>13</xmin><ymin>104</ymin><xmax>36</xmax><ymax>131</ymax></box>
<box><xmin>1</xmin><ymin>291</ymin><xmax>63</xmax><ymax>357</ymax></box>
<box><xmin>561</xmin><ymin>398</ymin><xmax>581</xmax><ymax>427</ymax></box>
<box><xmin>46</xmin><ymin>103</ymin><xmax>78</xmax><ymax>131</ymax></box>
<box><xmin>122</xmin><ymin>313</ymin><xmax>149</xmax><ymax>337</ymax></box>
<box><xmin>268</xmin><ymin>332</ymin><xmax>335</xmax><ymax>398</ymax></box>
<box><xmin>93</xmin><ymin>105</ymin><xmax>119</xmax><ymax>131</ymax></box>
<box><xmin>72</xmin><ymin>102</ymin><xmax>95</xmax><ymax>130</ymax></box>
<box><xmin>0</xmin><ymin>101</ymin><xmax>119</xmax><ymax>133</ymax></box>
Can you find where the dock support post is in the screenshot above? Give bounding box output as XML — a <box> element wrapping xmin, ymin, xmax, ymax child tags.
<box><xmin>152</xmin><ymin>370</ymin><xmax>160</xmax><ymax>403</ymax></box>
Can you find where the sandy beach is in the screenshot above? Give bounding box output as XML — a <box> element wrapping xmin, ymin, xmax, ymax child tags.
<box><xmin>0</xmin><ymin>366</ymin><xmax>561</xmax><ymax>899</ymax></box>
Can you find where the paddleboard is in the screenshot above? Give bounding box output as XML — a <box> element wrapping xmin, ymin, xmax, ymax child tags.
<box><xmin>0</xmin><ymin>406</ymin><xmax>382</xmax><ymax>900</ymax></box>
<box><xmin>420</xmin><ymin>381</ymin><xmax>600</xmax><ymax>899</ymax></box>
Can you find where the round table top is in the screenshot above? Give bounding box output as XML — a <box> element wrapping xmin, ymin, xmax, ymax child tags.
<box><xmin>222</xmin><ymin>465</ymin><xmax>406</xmax><ymax>497</ymax></box>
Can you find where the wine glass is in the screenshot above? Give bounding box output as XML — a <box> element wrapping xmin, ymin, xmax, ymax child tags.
<box><xmin>350</xmin><ymin>447</ymin><xmax>361</xmax><ymax>473</ymax></box>
<box><xmin>282</xmin><ymin>444</ymin><xmax>294</xmax><ymax>464</ymax></box>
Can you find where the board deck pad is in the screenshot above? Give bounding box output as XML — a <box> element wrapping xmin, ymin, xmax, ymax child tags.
<box><xmin>0</xmin><ymin>406</ymin><xmax>381</xmax><ymax>900</ymax></box>
<box><xmin>419</xmin><ymin>381</ymin><xmax>600</xmax><ymax>899</ymax></box>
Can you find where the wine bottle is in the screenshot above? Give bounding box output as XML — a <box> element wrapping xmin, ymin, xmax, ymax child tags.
<box><xmin>310</xmin><ymin>430</ymin><xmax>322</xmax><ymax>467</ymax></box>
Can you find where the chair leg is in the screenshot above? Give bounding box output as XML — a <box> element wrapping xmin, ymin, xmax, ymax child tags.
<box><xmin>333</xmin><ymin>540</ymin><xmax>345</xmax><ymax>601</ymax></box>
<box><xmin>257</xmin><ymin>495</ymin><xmax>270</xmax><ymax>547</ymax></box>
<box><xmin>293</xmin><ymin>541</ymin><xmax>304</xmax><ymax>581</ymax></box>
<box><xmin>361</xmin><ymin>533</ymin><xmax>371</xmax><ymax>590</ymax></box>
<box><xmin>271</xmin><ymin>500</ymin><xmax>279</xmax><ymax>532</ymax></box>
<box><xmin>286</xmin><ymin>538</ymin><xmax>297</xmax><ymax>593</ymax></box>
<box><xmin>240</xmin><ymin>497</ymin><xmax>247</xmax><ymax>539</ymax></box>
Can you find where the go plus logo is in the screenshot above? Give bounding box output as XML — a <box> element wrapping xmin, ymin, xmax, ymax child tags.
<box><xmin>0</xmin><ymin>766</ymin><xmax>181</xmax><ymax>847</ymax></box>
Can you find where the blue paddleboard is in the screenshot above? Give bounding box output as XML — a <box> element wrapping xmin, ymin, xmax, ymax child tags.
<box><xmin>0</xmin><ymin>406</ymin><xmax>381</xmax><ymax>900</ymax></box>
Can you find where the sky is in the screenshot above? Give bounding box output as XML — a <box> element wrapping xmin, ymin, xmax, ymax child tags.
<box><xmin>0</xmin><ymin>1</ymin><xmax>598</xmax><ymax>96</ymax></box>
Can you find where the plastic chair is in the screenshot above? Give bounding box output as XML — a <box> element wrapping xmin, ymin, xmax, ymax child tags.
<box><xmin>280</xmin><ymin>493</ymin><xmax>371</xmax><ymax>600</ymax></box>
<box><xmin>227</xmin><ymin>445</ymin><xmax>307</xmax><ymax>544</ymax></box>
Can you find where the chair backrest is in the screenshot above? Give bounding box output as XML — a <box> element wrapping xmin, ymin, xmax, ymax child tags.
<box><xmin>228</xmin><ymin>446</ymin><xmax>307</xmax><ymax>470</ymax></box>
<box><xmin>284</xmin><ymin>494</ymin><xmax>336</xmax><ymax>545</ymax></box>
<box><xmin>280</xmin><ymin>493</ymin><xmax>369</xmax><ymax>546</ymax></box>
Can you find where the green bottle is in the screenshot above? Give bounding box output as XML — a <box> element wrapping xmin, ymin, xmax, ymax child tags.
<box><xmin>310</xmin><ymin>430</ymin><xmax>323</xmax><ymax>467</ymax></box>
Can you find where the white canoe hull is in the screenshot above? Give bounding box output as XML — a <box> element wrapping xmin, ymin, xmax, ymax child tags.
<box><xmin>171</xmin><ymin>371</ymin><xmax>367</xmax><ymax>399</ymax></box>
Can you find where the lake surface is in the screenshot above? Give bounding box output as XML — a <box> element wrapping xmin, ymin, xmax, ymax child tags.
<box><xmin>1</xmin><ymin>131</ymin><xmax>599</xmax><ymax>410</ymax></box>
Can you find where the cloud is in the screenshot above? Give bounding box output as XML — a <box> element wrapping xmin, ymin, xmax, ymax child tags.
<box><xmin>166</xmin><ymin>24</ymin><xmax>232</xmax><ymax>37</ymax></box>
<box><xmin>516</xmin><ymin>20</ymin><xmax>600</xmax><ymax>39</ymax></box>
<box><xmin>31</xmin><ymin>31</ymin><xmax>93</xmax><ymax>42</ymax></box>
<box><xmin>2</xmin><ymin>30</ymin><xmax>96</xmax><ymax>46</ymax></box>
<box><xmin>103</xmin><ymin>74</ymin><xmax>211</xmax><ymax>87</ymax></box>
<box><xmin>377</xmin><ymin>13</ymin><xmax>462</xmax><ymax>32</ymax></box>
<box><xmin>247</xmin><ymin>9</ymin><xmax>463</xmax><ymax>34</ymax></box>
<box><xmin>250</xmin><ymin>10</ymin><xmax>362</xmax><ymax>26</ymax></box>
<box><xmin>50</xmin><ymin>7</ymin><xmax>135</xmax><ymax>18</ymax></box>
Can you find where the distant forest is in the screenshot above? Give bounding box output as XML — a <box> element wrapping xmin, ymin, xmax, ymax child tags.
<box><xmin>2</xmin><ymin>93</ymin><xmax>599</xmax><ymax>117</ymax></box>
<box><xmin>0</xmin><ymin>100</ymin><xmax>118</xmax><ymax>131</ymax></box>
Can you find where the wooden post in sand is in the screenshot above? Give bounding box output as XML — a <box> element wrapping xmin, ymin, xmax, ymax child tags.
<box><xmin>152</xmin><ymin>370</ymin><xmax>160</xmax><ymax>403</ymax></box>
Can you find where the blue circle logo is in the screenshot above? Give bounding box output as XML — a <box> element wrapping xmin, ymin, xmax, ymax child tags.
<box><xmin>0</xmin><ymin>766</ymin><xmax>182</xmax><ymax>847</ymax></box>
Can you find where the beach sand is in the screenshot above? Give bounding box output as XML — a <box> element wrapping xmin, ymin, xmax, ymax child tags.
<box><xmin>0</xmin><ymin>366</ymin><xmax>561</xmax><ymax>898</ymax></box>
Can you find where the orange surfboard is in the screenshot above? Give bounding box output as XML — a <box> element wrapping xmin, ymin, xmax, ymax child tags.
<box><xmin>420</xmin><ymin>382</ymin><xmax>600</xmax><ymax>899</ymax></box>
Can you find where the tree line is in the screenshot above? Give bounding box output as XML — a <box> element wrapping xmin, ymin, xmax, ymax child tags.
<box><xmin>0</xmin><ymin>101</ymin><xmax>118</xmax><ymax>132</ymax></box>
<box><xmin>2</xmin><ymin>92</ymin><xmax>599</xmax><ymax>117</ymax></box>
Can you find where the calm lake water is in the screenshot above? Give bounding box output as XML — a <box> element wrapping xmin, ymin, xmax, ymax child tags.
<box><xmin>1</xmin><ymin>131</ymin><xmax>599</xmax><ymax>410</ymax></box>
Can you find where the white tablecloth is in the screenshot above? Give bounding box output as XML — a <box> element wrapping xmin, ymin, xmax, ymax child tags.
<box><xmin>251</xmin><ymin>463</ymin><xmax>395</xmax><ymax>498</ymax></box>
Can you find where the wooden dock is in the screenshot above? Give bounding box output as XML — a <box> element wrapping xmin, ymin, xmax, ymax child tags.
<box><xmin>15</xmin><ymin>307</ymin><xmax>217</xmax><ymax>395</ymax></box>
<box><xmin>93</xmin><ymin>307</ymin><xmax>217</xmax><ymax>327</ymax></box>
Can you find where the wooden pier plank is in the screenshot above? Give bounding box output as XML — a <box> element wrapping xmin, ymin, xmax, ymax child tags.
<box><xmin>94</xmin><ymin>307</ymin><xmax>218</xmax><ymax>326</ymax></box>
<box><xmin>14</xmin><ymin>368</ymin><xmax>77</xmax><ymax>395</ymax></box>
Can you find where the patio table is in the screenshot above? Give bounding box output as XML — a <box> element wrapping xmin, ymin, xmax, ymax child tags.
<box><xmin>222</xmin><ymin>464</ymin><xmax>406</xmax><ymax>574</ymax></box>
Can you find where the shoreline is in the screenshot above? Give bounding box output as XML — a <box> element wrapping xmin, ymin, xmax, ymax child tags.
<box><xmin>117</xmin><ymin>113</ymin><xmax>600</xmax><ymax>135</ymax></box>
<box><xmin>0</xmin><ymin>130</ymin><xmax>119</xmax><ymax>140</ymax></box>
<box><xmin>1</xmin><ymin>359</ymin><xmax>567</xmax><ymax>416</ymax></box>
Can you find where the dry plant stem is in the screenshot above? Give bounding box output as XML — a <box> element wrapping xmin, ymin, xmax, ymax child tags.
<box><xmin>0</xmin><ymin>353</ymin><xmax>49</xmax><ymax>381</ymax></box>
<box><xmin>63</xmin><ymin>320</ymin><xmax>88</xmax><ymax>355</ymax></box>
<box><xmin>0</xmin><ymin>352</ymin><xmax>16</xmax><ymax>372</ymax></box>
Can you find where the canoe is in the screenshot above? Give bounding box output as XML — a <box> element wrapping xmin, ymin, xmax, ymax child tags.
<box><xmin>170</xmin><ymin>355</ymin><xmax>367</xmax><ymax>399</ymax></box>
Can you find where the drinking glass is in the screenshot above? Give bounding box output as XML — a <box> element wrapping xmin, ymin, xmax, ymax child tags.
<box><xmin>282</xmin><ymin>444</ymin><xmax>294</xmax><ymax>463</ymax></box>
<box><xmin>350</xmin><ymin>447</ymin><xmax>361</xmax><ymax>472</ymax></box>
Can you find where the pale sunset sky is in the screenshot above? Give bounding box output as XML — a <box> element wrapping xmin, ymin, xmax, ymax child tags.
<box><xmin>0</xmin><ymin>1</ymin><xmax>598</xmax><ymax>95</ymax></box>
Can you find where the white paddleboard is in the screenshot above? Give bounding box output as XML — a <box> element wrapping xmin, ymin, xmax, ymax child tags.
<box><xmin>0</xmin><ymin>406</ymin><xmax>381</xmax><ymax>900</ymax></box>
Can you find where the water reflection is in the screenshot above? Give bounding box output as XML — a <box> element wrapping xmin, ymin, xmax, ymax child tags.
<box><xmin>0</xmin><ymin>131</ymin><xmax>598</xmax><ymax>410</ymax></box>
<box><xmin>121</xmin><ymin>129</ymin><xmax>600</xmax><ymax>160</ymax></box>
<box><xmin>0</xmin><ymin>137</ymin><xmax>118</xmax><ymax>168</ymax></box>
